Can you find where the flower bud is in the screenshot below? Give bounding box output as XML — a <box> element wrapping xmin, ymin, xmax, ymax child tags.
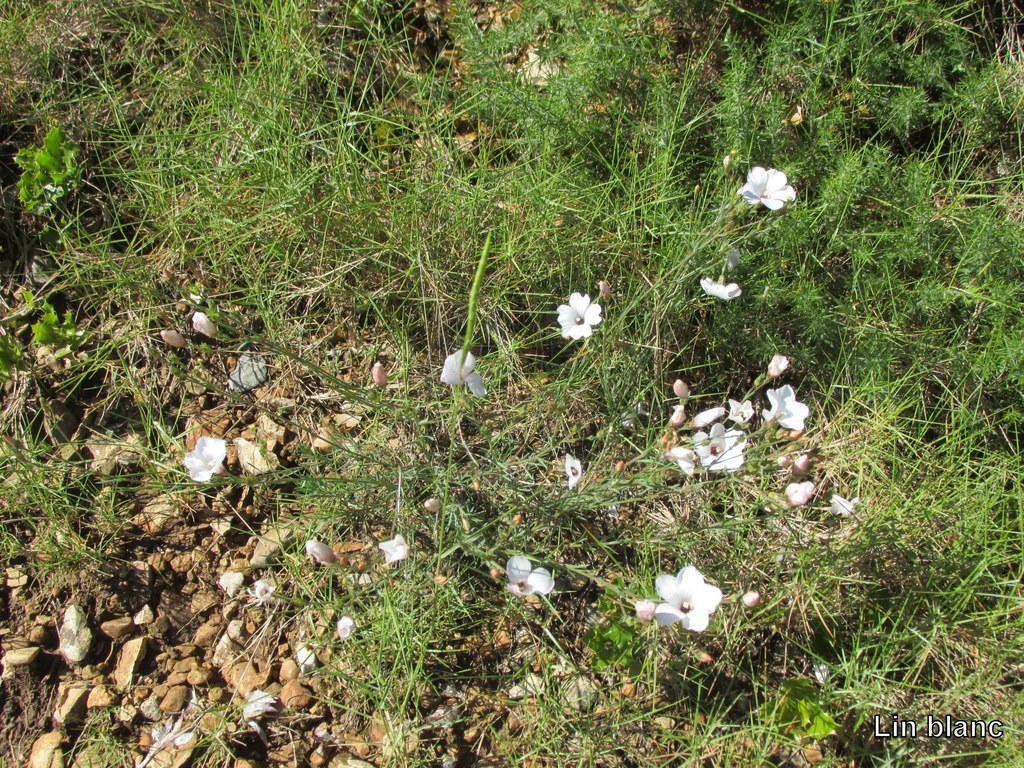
<box><xmin>305</xmin><ymin>539</ymin><xmax>337</xmax><ymax>565</ymax></box>
<box><xmin>792</xmin><ymin>454</ymin><xmax>810</xmax><ymax>475</ymax></box>
<box><xmin>599</xmin><ymin>280</ymin><xmax>612</xmax><ymax>298</ymax></box>
<box><xmin>160</xmin><ymin>329</ymin><xmax>188</xmax><ymax>348</ymax></box>
<box><xmin>672</xmin><ymin>379</ymin><xmax>689</xmax><ymax>400</ymax></box>
<box><xmin>741</xmin><ymin>590</ymin><xmax>761</xmax><ymax>608</ymax></box>
<box><xmin>371</xmin><ymin>361</ymin><xmax>388</xmax><ymax>387</ymax></box>
<box><xmin>668</xmin><ymin>404</ymin><xmax>687</xmax><ymax>429</ymax></box>
<box><xmin>336</xmin><ymin>615</ymin><xmax>355</xmax><ymax>640</ymax></box>
<box><xmin>191</xmin><ymin>311</ymin><xmax>217</xmax><ymax>337</ymax></box>
<box><xmin>723</xmin><ymin>154</ymin><xmax>732</xmax><ymax>171</ymax></box>
<box><xmin>423</xmin><ymin>497</ymin><xmax>441</xmax><ymax>513</ymax></box>
<box><xmin>634</xmin><ymin>599</ymin><xmax>657</xmax><ymax>623</ymax></box>
<box><xmin>777</xmin><ymin>455</ymin><xmax>792</xmax><ymax>468</ymax></box>
<box><xmin>767</xmin><ymin>354</ymin><xmax>789</xmax><ymax>378</ymax></box>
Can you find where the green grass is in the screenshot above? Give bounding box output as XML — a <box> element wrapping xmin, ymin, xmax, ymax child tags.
<box><xmin>1</xmin><ymin>0</ymin><xmax>1023</xmax><ymax>766</ymax></box>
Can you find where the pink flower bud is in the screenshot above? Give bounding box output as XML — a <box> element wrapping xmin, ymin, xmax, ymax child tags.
<box><xmin>723</xmin><ymin>154</ymin><xmax>732</xmax><ymax>171</ymax></box>
<box><xmin>599</xmin><ymin>280</ymin><xmax>612</xmax><ymax>299</ymax></box>
<box><xmin>160</xmin><ymin>329</ymin><xmax>188</xmax><ymax>348</ymax></box>
<box><xmin>792</xmin><ymin>454</ymin><xmax>810</xmax><ymax>475</ymax></box>
<box><xmin>191</xmin><ymin>311</ymin><xmax>217</xmax><ymax>337</ymax></box>
<box><xmin>305</xmin><ymin>539</ymin><xmax>337</xmax><ymax>565</ymax></box>
<box><xmin>634</xmin><ymin>599</ymin><xmax>657</xmax><ymax>623</ymax></box>
<box><xmin>371</xmin><ymin>361</ymin><xmax>388</xmax><ymax>387</ymax></box>
<box><xmin>423</xmin><ymin>498</ymin><xmax>441</xmax><ymax>513</ymax></box>
<box><xmin>777</xmin><ymin>455</ymin><xmax>792</xmax><ymax>468</ymax></box>
<box><xmin>767</xmin><ymin>354</ymin><xmax>789</xmax><ymax>378</ymax></box>
<box><xmin>741</xmin><ymin>590</ymin><xmax>760</xmax><ymax>608</ymax></box>
<box><xmin>672</xmin><ymin>379</ymin><xmax>690</xmax><ymax>400</ymax></box>
<box><xmin>668</xmin><ymin>405</ymin><xmax>687</xmax><ymax>428</ymax></box>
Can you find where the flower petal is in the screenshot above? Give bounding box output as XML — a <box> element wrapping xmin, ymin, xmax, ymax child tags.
<box><xmin>527</xmin><ymin>568</ymin><xmax>554</xmax><ymax>595</ymax></box>
<box><xmin>507</xmin><ymin>556</ymin><xmax>533</xmax><ymax>583</ymax></box>
<box><xmin>654</xmin><ymin>603</ymin><xmax>688</xmax><ymax>626</ymax></box>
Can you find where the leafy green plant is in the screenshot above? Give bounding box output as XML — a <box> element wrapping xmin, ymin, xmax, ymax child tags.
<box><xmin>23</xmin><ymin>291</ymin><xmax>85</xmax><ymax>357</ymax></box>
<box><xmin>764</xmin><ymin>678</ymin><xmax>838</xmax><ymax>741</ymax></box>
<box><xmin>0</xmin><ymin>336</ymin><xmax>21</xmax><ymax>381</ymax></box>
<box><xmin>585</xmin><ymin>588</ymin><xmax>644</xmax><ymax>675</ymax></box>
<box><xmin>15</xmin><ymin>127</ymin><xmax>81</xmax><ymax>215</ymax></box>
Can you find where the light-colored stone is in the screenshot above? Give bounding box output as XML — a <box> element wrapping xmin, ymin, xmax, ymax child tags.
<box><xmin>54</xmin><ymin>683</ymin><xmax>89</xmax><ymax>724</ymax></box>
<box><xmin>278</xmin><ymin>658</ymin><xmax>300</xmax><ymax>684</ymax></box>
<box><xmin>233</xmin><ymin>438</ymin><xmax>279</xmax><ymax>475</ymax></box>
<box><xmin>2</xmin><ymin>645</ymin><xmax>40</xmax><ymax>673</ymax></box>
<box><xmin>218</xmin><ymin>571</ymin><xmax>245</xmax><ymax>598</ymax></box>
<box><xmin>211</xmin><ymin>633</ymin><xmax>242</xmax><ymax>670</ymax></box>
<box><xmin>114</xmin><ymin>637</ymin><xmax>148</xmax><ymax>690</ymax></box>
<box><xmin>28</xmin><ymin>732</ymin><xmax>63</xmax><ymax>768</ymax></box>
<box><xmin>560</xmin><ymin>676</ymin><xmax>597</xmax><ymax>712</ymax></box>
<box><xmin>279</xmin><ymin>679</ymin><xmax>313</xmax><ymax>710</ymax></box>
<box><xmin>86</xmin><ymin>685</ymin><xmax>119</xmax><ymax>709</ymax></box>
<box><xmin>249</xmin><ymin>525</ymin><xmax>294</xmax><ymax>567</ymax></box>
<box><xmin>134</xmin><ymin>494</ymin><xmax>180</xmax><ymax>534</ymax></box>
<box><xmin>58</xmin><ymin>605</ymin><xmax>92</xmax><ymax>665</ymax></box>
<box><xmin>133</xmin><ymin>605</ymin><xmax>155</xmax><ymax>626</ymax></box>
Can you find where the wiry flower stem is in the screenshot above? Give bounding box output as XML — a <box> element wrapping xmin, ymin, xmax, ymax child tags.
<box><xmin>459</xmin><ymin>231</ymin><xmax>492</xmax><ymax>372</ymax></box>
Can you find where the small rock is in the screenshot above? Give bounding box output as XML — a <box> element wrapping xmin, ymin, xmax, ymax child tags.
<box><xmin>280</xmin><ymin>679</ymin><xmax>313</xmax><ymax>710</ymax></box>
<box><xmin>225</xmin><ymin>619</ymin><xmax>247</xmax><ymax>645</ymax></box>
<box><xmin>560</xmin><ymin>676</ymin><xmax>597</xmax><ymax>712</ymax></box>
<box><xmin>139</xmin><ymin>694</ymin><xmax>163</xmax><ymax>721</ymax></box>
<box><xmin>6</xmin><ymin>567</ymin><xmax>28</xmax><ymax>588</ymax></box>
<box><xmin>193</xmin><ymin>618</ymin><xmax>221</xmax><ymax>648</ymax></box>
<box><xmin>2</xmin><ymin>646</ymin><xmax>40</xmax><ymax>674</ymax></box>
<box><xmin>228</xmin><ymin>353</ymin><xmax>268</xmax><ymax>392</ymax></box>
<box><xmin>133</xmin><ymin>494</ymin><xmax>181</xmax><ymax>534</ymax></box>
<box><xmin>186</xmin><ymin>668</ymin><xmax>212</xmax><ymax>686</ymax></box>
<box><xmin>114</xmin><ymin>637</ymin><xmax>148</xmax><ymax>690</ymax></box>
<box><xmin>54</xmin><ymin>683</ymin><xmax>89</xmax><ymax>724</ymax></box>
<box><xmin>228</xmin><ymin>661</ymin><xmax>269</xmax><ymax>697</ymax></box>
<box><xmin>278</xmin><ymin>659</ymin><xmax>300</xmax><ymax>684</ymax></box>
<box><xmin>233</xmin><ymin>438</ymin><xmax>279</xmax><ymax>475</ymax></box>
<box><xmin>87</xmin><ymin>685</ymin><xmax>119</xmax><ymax>709</ymax></box>
<box><xmin>160</xmin><ymin>685</ymin><xmax>190</xmax><ymax>713</ymax></box>
<box><xmin>212</xmin><ymin>633</ymin><xmax>242</xmax><ymax>670</ymax></box>
<box><xmin>133</xmin><ymin>605</ymin><xmax>155</xmax><ymax>626</ymax></box>
<box><xmin>218</xmin><ymin>572</ymin><xmax>245</xmax><ymax>598</ymax></box>
<box><xmin>249</xmin><ymin>525</ymin><xmax>294</xmax><ymax>567</ymax></box>
<box><xmin>58</xmin><ymin>605</ymin><xmax>92</xmax><ymax>665</ymax></box>
<box><xmin>99</xmin><ymin>617</ymin><xmax>134</xmax><ymax>639</ymax></box>
<box><xmin>28</xmin><ymin>732</ymin><xmax>63</xmax><ymax>768</ymax></box>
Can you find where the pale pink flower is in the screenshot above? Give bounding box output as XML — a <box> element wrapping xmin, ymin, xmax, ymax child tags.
<box><xmin>634</xmin><ymin>599</ymin><xmax>657</xmax><ymax>623</ymax></box>
<box><xmin>506</xmin><ymin>556</ymin><xmax>554</xmax><ymax>597</ymax></box>
<box><xmin>785</xmin><ymin>481</ymin><xmax>815</xmax><ymax>507</ymax></box>
<box><xmin>738</xmin><ymin>166</ymin><xmax>796</xmax><ymax>210</ymax></box>
<box><xmin>305</xmin><ymin>539</ymin><xmax>336</xmax><ymax>565</ymax></box>
<box><xmin>654</xmin><ymin>566</ymin><xmax>723</xmax><ymax>631</ymax></box>
<box><xmin>700</xmin><ymin>278</ymin><xmax>741</xmax><ymax>301</ymax></box>
<box><xmin>183</xmin><ymin>436</ymin><xmax>226</xmax><ymax>481</ymax></box>
<box><xmin>767</xmin><ymin>354</ymin><xmax>789</xmax><ymax>378</ymax></box>
<box><xmin>557</xmin><ymin>293</ymin><xmax>603</xmax><ymax>340</ymax></box>
<box><xmin>379</xmin><ymin>534</ymin><xmax>410</xmax><ymax>564</ymax></box>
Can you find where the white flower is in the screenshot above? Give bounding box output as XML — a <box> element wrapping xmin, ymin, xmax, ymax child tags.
<box><xmin>831</xmin><ymin>494</ymin><xmax>859</xmax><ymax>517</ymax></box>
<box><xmin>506</xmin><ymin>556</ymin><xmax>554</xmax><ymax>597</ymax></box>
<box><xmin>693</xmin><ymin>423</ymin><xmax>747</xmax><ymax>473</ymax></box>
<box><xmin>242</xmin><ymin>690</ymin><xmax>277</xmax><ymax>720</ymax></box>
<box><xmin>191</xmin><ymin>311</ymin><xmax>217</xmax><ymax>337</ymax></box>
<box><xmin>295</xmin><ymin>644</ymin><xmax>318</xmax><ymax>673</ymax></box>
<box><xmin>692</xmin><ymin>406</ymin><xmax>726</xmax><ymax>429</ymax></box>
<box><xmin>634</xmin><ymin>599</ymin><xmax>657</xmax><ymax>623</ymax></box>
<box><xmin>727</xmin><ymin>399</ymin><xmax>754</xmax><ymax>424</ymax></box>
<box><xmin>336</xmin><ymin>615</ymin><xmax>355</xmax><ymax>640</ymax></box>
<box><xmin>183</xmin><ymin>436</ymin><xmax>226</xmax><ymax>481</ymax></box>
<box><xmin>700</xmin><ymin>278</ymin><xmax>742</xmax><ymax>301</ymax></box>
<box><xmin>564</xmin><ymin>454</ymin><xmax>582</xmax><ymax>489</ymax></box>
<box><xmin>767</xmin><ymin>354</ymin><xmax>789</xmax><ymax>378</ymax></box>
<box><xmin>763</xmin><ymin>385</ymin><xmax>810</xmax><ymax>431</ymax></box>
<box><xmin>557</xmin><ymin>292</ymin><xmax>603</xmax><ymax>340</ymax></box>
<box><xmin>737</xmin><ymin>166</ymin><xmax>796</xmax><ymax>210</ymax></box>
<box><xmin>379</xmin><ymin>534</ymin><xmax>409</xmax><ymax>564</ymax></box>
<box><xmin>785</xmin><ymin>481</ymin><xmax>815</xmax><ymax>507</ymax></box>
<box><xmin>664</xmin><ymin>446</ymin><xmax>697</xmax><ymax>476</ymax></box>
<box><xmin>440</xmin><ymin>351</ymin><xmax>486</xmax><ymax>396</ymax></box>
<box><xmin>247</xmin><ymin>580</ymin><xmax>276</xmax><ymax>607</ymax></box>
<box><xmin>813</xmin><ymin>662</ymin><xmax>830</xmax><ymax>685</ymax></box>
<box><xmin>305</xmin><ymin>539</ymin><xmax>336</xmax><ymax>565</ymax></box>
<box><xmin>654</xmin><ymin>566</ymin><xmax>723</xmax><ymax>631</ymax></box>
<box><xmin>139</xmin><ymin>717</ymin><xmax>195</xmax><ymax>768</ymax></box>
